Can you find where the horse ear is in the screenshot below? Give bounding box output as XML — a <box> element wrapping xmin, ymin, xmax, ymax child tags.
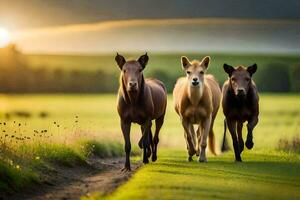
<box><xmin>223</xmin><ymin>63</ymin><xmax>235</xmax><ymax>77</ymax></box>
<box><xmin>181</xmin><ymin>56</ymin><xmax>190</xmax><ymax>69</ymax></box>
<box><xmin>115</xmin><ymin>53</ymin><xmax>126</xmax><ymax>70</ymax></box>
<box><xmin>247</xmin><ymin>63</ymin><xmax>257</xmax><ymax>76</ymax></box>
<box><xmin>201</xmin><ymin>56</ymin><xmax>210</xmax><ymax>70</ymax></box>
<box><xmin>138</xmin><ymin>53</ymin><xmax>149</xmax><ymax>69</ymax></box>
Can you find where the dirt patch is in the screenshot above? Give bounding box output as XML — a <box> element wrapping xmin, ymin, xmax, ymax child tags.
<box><xmin>3</xmin><ymin>157</ymin><xmax>141</xmax><ymax>200</ymax></box>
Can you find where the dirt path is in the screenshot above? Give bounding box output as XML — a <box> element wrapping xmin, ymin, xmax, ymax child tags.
<box><xmin>6</xmin><ymin>157</ymin><xmax>141</xmax><ymax>200</ymax></box>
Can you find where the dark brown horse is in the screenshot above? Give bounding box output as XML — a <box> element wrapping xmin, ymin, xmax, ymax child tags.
<box><xmin>115</xmin><ymin>53</ymin><xmax>167</xmax><ymax>171</ymax></box>
<box><xmin>221</xmin><ymin>63</ymin><xmax>259</xmax><ymax>162</ymax></box>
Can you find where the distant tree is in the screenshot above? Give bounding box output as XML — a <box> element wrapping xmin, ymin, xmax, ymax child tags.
<box><xmin>290</xmin><ymin>65</ymin><xmax>300</xmax><ymax>92</ymax></box>
<box><xmin>148</xmin><ymin>69</ymin><xmax>175</xmax><ymax>92</ymax></box>
<box><xmin>255</xmin><ymin>63</ymin><xmax>290</xmax><ymax>92</ymax></box>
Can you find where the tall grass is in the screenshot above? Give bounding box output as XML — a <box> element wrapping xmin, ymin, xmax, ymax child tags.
<box><xmin>0</xmin><ymin>117</ymin><xmax>126</xmax><ymax>193</ymax></box>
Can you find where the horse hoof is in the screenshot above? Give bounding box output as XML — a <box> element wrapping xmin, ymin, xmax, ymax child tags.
<box><xmin>199</xmin><ymin>157</ymin><xmax>207</xmax><ymax>163</ymax></box>
<box><xmin>143</xmin><ymin>158</ymin><xmax>149</xmax><ymax>164</ymax></box>
<box><xmin>188</xmin><ymin>156</ymin><xmax>193</xmax><ymax>162</ymax></box>
<box><xmin>245</xmin><ymin>140</ymin><xmax>254</xmax><ymax>149</ymax></box>
<box><xmin>121</xmin><ymin>166</ymin><xmax>131</xmax><ymax>172</ymax></box>
<box><xmin>152</xmin><ymin>155</ymin><xmax>157</xmax><ymax>162</ymax></box>
<box><xmin>188</xmin><ymin>149</ymin><xmax>196</xmax><ymax>156</ymax></box>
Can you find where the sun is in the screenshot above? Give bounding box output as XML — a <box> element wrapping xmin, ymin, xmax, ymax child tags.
<box><xmin>0</xmin><ymin>27</ymin><xmax>10</xmax><ymax>47</ymax></box>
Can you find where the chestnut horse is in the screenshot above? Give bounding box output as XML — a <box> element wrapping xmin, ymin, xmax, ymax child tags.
<box><xmin>221</xmin><ymin>63</ymin><xmax>259</xmax><ymax>162</ymax></box>
<box><xmin>115</xmin><ymin>53</ymin><xmax>167</xmax><ymax>171</ymax></box>
<box><xmin>173</xmin><ymin>56</ymin><xmax>221</xmax><ymax>162</ymax></box>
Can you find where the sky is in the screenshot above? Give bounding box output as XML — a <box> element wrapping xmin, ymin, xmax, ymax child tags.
<box><xmin>0</xmin><ymin>0</ymin><xmax>299</xmax><ymax>53</ymax></box>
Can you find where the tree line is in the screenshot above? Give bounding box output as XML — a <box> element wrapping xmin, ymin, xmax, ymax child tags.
<box><xmin>0</xmin><ymin>44</ymin><xmax>299</xmax><ymax>93</ymax></box>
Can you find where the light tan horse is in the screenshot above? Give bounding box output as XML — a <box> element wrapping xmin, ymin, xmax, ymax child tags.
<box><xmin>173</xmin><ymin>56</ymin><xmax>221</xmax><ymax>162</ymax></box>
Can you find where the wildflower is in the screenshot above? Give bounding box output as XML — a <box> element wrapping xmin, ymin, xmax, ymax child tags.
<box><xmin>16</xmin><ymin>165</ymin><xmax>20</xmax><ymax>170</ymax></box>
<box><xmin>35</xmin><ymin>156</ymin><xmax>40</xmax><ymax>160</ymax></box>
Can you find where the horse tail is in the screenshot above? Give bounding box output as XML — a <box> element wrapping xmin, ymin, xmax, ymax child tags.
<box><xmin>208</xmin><ymin>127</ymin><xmax>216</xmax><ymax>155</ymax></box>
<box><xmin>221</xmin><ymin>119</ymin><xmax>229</xmax><ymax>152</ymax></box>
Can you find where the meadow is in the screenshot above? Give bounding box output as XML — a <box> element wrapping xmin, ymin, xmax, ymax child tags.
<box><xmin>0</xmin><ymin>94</ymin><xmax>299</xmax><ymax>198</ymax></box>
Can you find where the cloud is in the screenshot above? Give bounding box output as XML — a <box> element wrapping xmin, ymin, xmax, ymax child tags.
<box><xmin>10</xmin><ymin>18</ymin><xmax>300</xmax><ymax>54</ymax></box>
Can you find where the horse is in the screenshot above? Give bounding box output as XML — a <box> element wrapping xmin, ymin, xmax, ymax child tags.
<box><xmin>173</xmin><ymin>56</ymin><xmax>221</xmax><ymax>162</ymax></box>
<box><xmin>115</xmin><ymin>53</ymin><xmax>167</xmax><ymax>171</ymax></box>
<box><xmin>221</xmin><ymin>63</ymin><xmax>259</xmax><ymax>162</ymax></box>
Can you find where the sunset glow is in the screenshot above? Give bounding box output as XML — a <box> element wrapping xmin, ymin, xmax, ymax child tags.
<box><xmin>0</xmin><ymin>27</ymin><xmax>10</xmax><ymax>47</ymax></box>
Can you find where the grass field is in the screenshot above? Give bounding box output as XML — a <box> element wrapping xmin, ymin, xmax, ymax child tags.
<box><xmin>102</xmin><ymin>150</ymin><xmax>300</xmax><ymax>200</ymax></box>
<box><xmin>0</xmin><ymin>94</ymin><xmax>299</xmax><ymax>198</ymax></box>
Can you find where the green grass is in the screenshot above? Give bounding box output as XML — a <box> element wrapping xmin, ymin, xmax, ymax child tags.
<box><xmin>0</xmin><ymin>139</ymin><xmax>125</xmax><ymax>193</ymax></box>
<box><xmin>103</xmin><ymin>149</ymin><xmax>300</xmax><ymax>200</ymax></box>
<box><xmin>0</xmin><ymin>94</ymin><xmax>299</xmax><ymax>150</ymax></box>
<box><xmin>0</xmin><ymin>94</ymin><xmax>299</xmax><ymax>197</ymax></box>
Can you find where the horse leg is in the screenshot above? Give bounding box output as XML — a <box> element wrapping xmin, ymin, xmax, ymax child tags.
<box><xmin>142</xmin><ymin>120</ymin><xmax>152</xmax><ymax>164</ymax></box>
<box><xmin>148</xmin><ymin>129</ymin><xmax>153</xmax><ymax>158</ymax></box>
<box><xmin>138</xmin><ymin>126</ymin><xmax>144</xmax><ymax>149</ymax></box>
<box><xmin>182</xmin><ymin>119</ymin><xmax>196</xmax><ymax>161</ymax></box>
<box><xmin>237</xmin><ymin>122</ymin><xmax>244</xmax><ymax>153</ymax></box>
<box><xmin>196</xmin><ymin>126</ymin><xmax>203</xmax><ymax>157</ymax></box>
<box><xmin>152</xmin><ymin>115</ymin><xmax>164</xmax><ymax>162</ymax></box>
<box><xmin>226</xmin><ymin>119</ymin><xmax>242</xmax><ymax>162</ymax></box>
<box><xmin>199</xmin><ymin>115</ymin><xmax>212</xmax><ymax>162</ymax></box>
<box><xmin>245</xmin><ymin>116</ymin><xmax>258</xmax><ymax>149</ymax></box>
<box><xmin>140</xmin><ymin>126</ymin><xmax>152</xmax><ymax>157</ymax></box>
<box><xmin>121</xmin><ymin>120</ymin><xmax>131</xmax><ymax>171</ymax></box>
<box><xmin>190</xmin><ymin>124</ymin><xmax>197</xmax><ymax>155</ymax></box>
<box><xmin>183</xmin><ymin>130</ymin><xmax>192</xmax><ymax>161</ymax></box>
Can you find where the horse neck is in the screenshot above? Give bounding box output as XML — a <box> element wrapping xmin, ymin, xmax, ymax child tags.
<box><xmin>187</xmin><ymin>82</ymin><xmax>204</xmax><ymax>106</ymax></box>
<box><xmin>121</xmin><ymin>74</ymin><xmax>145</xmax><ymax>105</ymax></box>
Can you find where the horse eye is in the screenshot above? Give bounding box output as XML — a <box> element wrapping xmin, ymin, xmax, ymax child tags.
<box><xmin>231</xmin><ymin>77</ymin><xmax>236</xmax><ymax>82</ymax></box>
<box><xmin>123</xmin><ymin>69</ymin><xmax>126</xmax><ymax>73</ymax></box>
<box><xmin>139</xmin><ymin>69</ymin><xmax>143</xmax><ymax>72</ymax></box>
<box><xmin>245</xmin><ymin>78</ymin><xmax>250</xmax><ymax>82</ymax></box>
<box><xmin>200</xmin><ymin>71</ymin><xmax>204</xmax><ymax>75</ymax></box>
<box><xmin>187</xmin><ymin>71</ymin><xmax>191</xmax><ymax>74</ymax></box>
